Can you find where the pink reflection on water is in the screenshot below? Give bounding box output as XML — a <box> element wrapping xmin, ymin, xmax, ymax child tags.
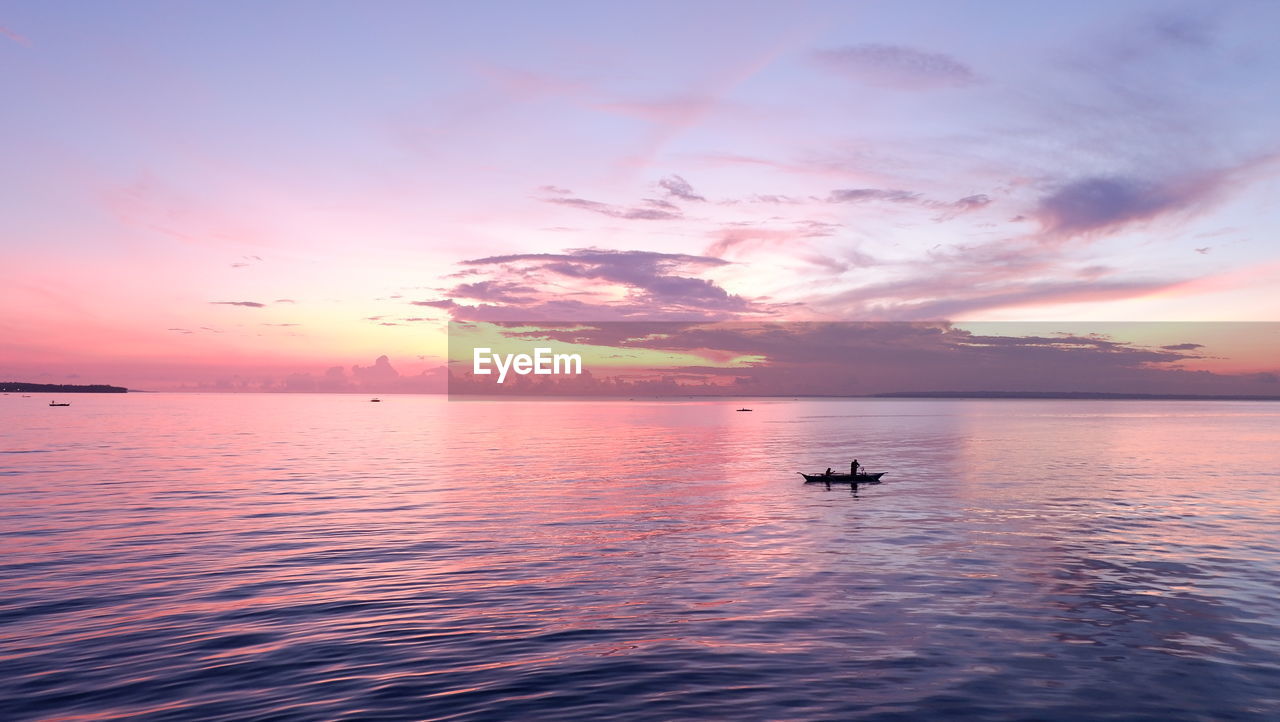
<box><xmin>2</xmin><ymin>394</ymin><xmax>1279</xmax><ymax>719</ymax></box>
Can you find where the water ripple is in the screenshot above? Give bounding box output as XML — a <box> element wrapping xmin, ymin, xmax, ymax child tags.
<box><xmin>1</xmin><ymin>395</ymin><xmax>1278</xmax><ymax>720</ymax></box>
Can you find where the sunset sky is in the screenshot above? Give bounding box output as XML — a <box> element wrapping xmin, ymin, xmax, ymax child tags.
<box><xmin>2</xmin><ymin>1</ymin><xmax>1279</xmax><ymax>391</ymax></box>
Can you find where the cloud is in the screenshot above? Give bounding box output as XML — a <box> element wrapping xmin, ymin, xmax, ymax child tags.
<box><xmin>423</xmin><ymin>248</ymin><xmax>766</xmax><ymax>321</ymax></box>
<box><xmin>704</xmin><ymin>223</ymin><xmax>867</xmax><ymax>271</ymax></box>
<box><xmin>828</xmin><ymin>188</ymin><xmax>921</xmax><ymax>204</ymax></box>
<box><xmin>748</xmin><ymin>194</ymin><xmax>804</xmax><ymax>204</ymax></box>
<box><xmin>538</xmin><ymin>177</ymin><xmax>714</xmax><ymax>221</ymax></box>
<box><xmin>815</xmin><ymin>44</ymin><xmax>977</xmax><ymax>90</ymax></box>
<box><xmin>210</xmin><ymin>301</ymin><xmax>266</xmax><ymax>308</ymax></box>
<box><xmin>950</xmin><ymin>194</ymin><xmax>992</xmax><ymax>212</ymax></box>
<box><xmin>931</xmin><ymin>194</ymin><xmax>993</xmax><ymax>221</ymax></box>
<box><xmin>352</xmin><ymin>355</ymin><xmax>400</xmax><ymax>384</ymax></box>
<box><xmin>545</xmin><ymin>195</ymin><xmax>682</xmax><ymax>221</ymax></box>
<box><xmin>1032</xmin><ymin>174</ymin><xmax>1224</xmax><ymax>239</ymax></box>
<box><xmin>826</xmin><ymin>189</ymin><xmax>992</xmax><ymax>219</ymax></box>
<box><xmin>1150</xmin><ymin>10</ymin><xmax>1217</xmax><ymax>49</ymax></box>
<box><xmin>706</xmin><ymin>226</ymin><xmax>803</xmax><ymax>258</ymax></box>
<box><xmin>272</xmin><ymin>356</ymin><xmax>446</xmax><ymax>393</ymax></box>
<box><xmin>643</xmin><ymin>197</ymin><xmax>680</xmax><ymax>211</ymax></box>
<box><xmin>1161</xmin><ymin>343</ymin><xmax>1203</xmax><ymax>351</ymax></box>
<box><xmin>449</xmin><ymin>280</ymin><xmax>539</xmax><ymax>304</ymax></box>
<box><xmin>659</xmin><ymin>175</ymin><xmax>706</xmax><ymax>202</ymax></box>
<box><xmin>168</xmin><ymin>326</ymin><xmax>223</xmax><ymax>334</ymax></box>
<box><xmin>822</xmin><ymin>187</ymin><xmax>995</xmax><ymax>225</ymax></box>
<box><xmin>0</xmin><ymin>25</ymin><xmax>30</xmax><ymax>47</ymax></box>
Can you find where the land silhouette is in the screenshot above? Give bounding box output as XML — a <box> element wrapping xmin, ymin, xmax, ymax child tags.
<box><xmin>0</xmin><ymin>383</ymin><xmax>128</xmax><ymax>393</ymax></box>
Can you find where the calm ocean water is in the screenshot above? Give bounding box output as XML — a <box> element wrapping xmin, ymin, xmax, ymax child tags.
<box><xmin>2</xmin><ymin>393</ymin><xmax>1279</xmax><ymax>720</ymax></box>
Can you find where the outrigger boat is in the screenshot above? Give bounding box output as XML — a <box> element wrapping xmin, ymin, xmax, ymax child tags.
<box><xmin>799</xmin><ymin>471</ymin><xmax>885</xmax><ymax>483</ymax></box>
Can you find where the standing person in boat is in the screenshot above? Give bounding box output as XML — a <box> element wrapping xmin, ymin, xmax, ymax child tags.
<box><xmin>851</xmin><ymin>459</ymin><xmax>859</xmax><ymax>476</ymax></box>
<box><xmin>825</xmin><ymin>467</ymin><xmax>833</xmax><ymax>476</ymax></box>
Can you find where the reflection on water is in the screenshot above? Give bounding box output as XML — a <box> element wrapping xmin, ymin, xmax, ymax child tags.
<box><xmin>1</xmin><ymin>395</ymin><xmax>1278</xmax><ymax>720</ymax></box>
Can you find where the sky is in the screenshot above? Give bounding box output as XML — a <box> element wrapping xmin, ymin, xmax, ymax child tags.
<box><xmin>2</xmin><ymin>1</ymin><xmax>1278</xmax><ymax>392</ymax></box>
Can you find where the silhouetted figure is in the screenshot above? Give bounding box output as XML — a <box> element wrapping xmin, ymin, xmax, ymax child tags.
<box><xmin>825</xmin><ymin>467</ymin><xmax>833</xmax><ymax>476</ymax></box>
<box><xmin>851</xmin><ymin>459</ymin><xmax>859</xmax><ymax>476</ymax></box>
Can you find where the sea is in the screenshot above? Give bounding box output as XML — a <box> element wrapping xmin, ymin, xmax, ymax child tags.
<box><xmin>2</xmin><ymin>393</ymin><xmax>1279</xmax><ymax>720</ymax></box>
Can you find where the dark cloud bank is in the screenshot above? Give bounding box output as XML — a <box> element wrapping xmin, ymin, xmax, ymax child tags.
<box><xmin>449</xmin><ymin>322</ymin><xmax>1280</xmax><ymax>397</ymax></box>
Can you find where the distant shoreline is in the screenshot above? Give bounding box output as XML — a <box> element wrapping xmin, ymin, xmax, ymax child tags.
<box><xmin>0</xmin><ymin>383</ymin><xmax>128</xmax><ymax>393</ymax></box>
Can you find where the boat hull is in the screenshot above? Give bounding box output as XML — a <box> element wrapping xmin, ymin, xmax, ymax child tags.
<box><xmin>799</xmin><ymin>472</ymin><xmax>885</xmax><ymax>483</ymax></box>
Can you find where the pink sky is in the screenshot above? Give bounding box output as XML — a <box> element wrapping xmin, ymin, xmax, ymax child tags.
<box><xmin>2</xmin><ymin>2</ymin><xmax>1279</xmax><ymax>391</ymax></box>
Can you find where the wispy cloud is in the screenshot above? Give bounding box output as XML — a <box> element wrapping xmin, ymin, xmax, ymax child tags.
<box><xmin>410</xmin><ymin>299</ymin><xmax>458</xmax><ymax>310</ymax></box>
<box><xmin>167</xmin><ymin>326</ymin><xmax>222</xmax><ymax>334</ymax></box>
<box><xmin>210</xmin><ymin>301</ymin><xmax>266</xmax><ymax>308</ymax></box>
<box><xmin>0</xmin><ymin>24</ymin><xmax>30</xmax><ymax>47</ymax></box>
<box><xmin>449</xmin><ymin>280</ymin><xmax>539</xmax><ymax>304</ymax></box>
<box><xmin>545</xmin><ymin>195</ymin><xmax>682</xmax><ymax>221</ymax></box>
<box><xmin>826</xmin><ymin>188</ymin><xmax>992</xmax><ymax>219</ymax></box>
<box><xmin>827</xmin><ymin>188</ymin><xmax>920</xmax><ymax>204</ymax></box>
<box><xmin>815</xmin><ymin>44</ymin><xmax>977</xmax><ymax>89</ymax></box>
<box><xmin>659</xmin><ymin>175</ymin><xmax>706</xmax><ymax>202</ymax></box>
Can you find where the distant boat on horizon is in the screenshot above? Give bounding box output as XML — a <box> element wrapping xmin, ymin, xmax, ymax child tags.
<box><xmin>369</xmin><ymin>398</ymin><xmax>381</xmax><ymax>402</ymax></box>
<box><xmin>736</xmin><ymin>408</ymin><xmax>752</xmax><ymax>411</ymax></box>
<box><xmin>49</xmin><ymin>400</ymin><xmax>71</xmax><ymax>407</ymax></box>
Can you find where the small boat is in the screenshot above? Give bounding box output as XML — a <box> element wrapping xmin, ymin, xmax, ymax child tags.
<box><xmin>799</xmin><ymin>472</ymin><xmax>885</xmax><ymax>483</ymax></box>
<box><xmin>736</xmin><ymin>408</ymin><xmax>753</xmax><ymax>412</ymax></box>
<box><xmin>49</xmin><ymin>401</ymin><xmax>71</xmax><ymax>407</ymax></box>
<box><xmin>369</xmin><ymin>398</ymin><xmax>381</xmax><ymax>402</ymax></box>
